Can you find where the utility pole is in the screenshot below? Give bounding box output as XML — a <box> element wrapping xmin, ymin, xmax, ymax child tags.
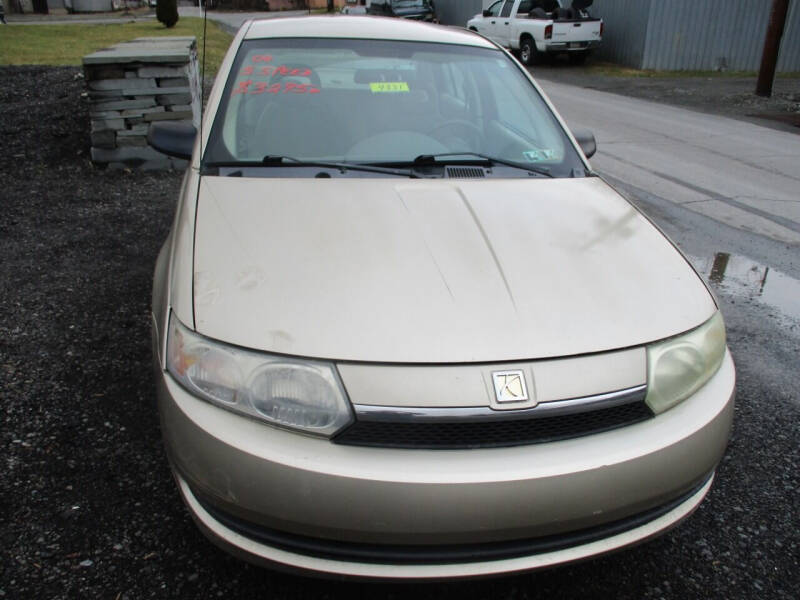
<box><xmin>755</xmin><ymin>0</ymin><xmax>790</xmax><ymax>97</ymax></box>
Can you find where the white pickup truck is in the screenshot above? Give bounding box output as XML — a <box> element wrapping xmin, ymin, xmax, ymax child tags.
<box><xmin>467</xmin><ymin>0</ymin><xmax>603</xmax><ymax>65</ymax></box>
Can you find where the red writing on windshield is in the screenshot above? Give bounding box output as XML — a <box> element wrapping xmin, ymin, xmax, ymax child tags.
<box><xmin>231</xmin><ymin>80</ymin><xmax>320</xmax><ymax>96</ymax></box>
<box><xmin>241</xmin><ymin>66</ymin><xmax>313</xmax><ymax>77</ymax></box>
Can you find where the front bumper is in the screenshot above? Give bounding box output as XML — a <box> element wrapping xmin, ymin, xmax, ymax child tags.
<box><xmin>157</xmin><ymin>352</ymin><xmax>735</xmax><ymax>578</ymax></box>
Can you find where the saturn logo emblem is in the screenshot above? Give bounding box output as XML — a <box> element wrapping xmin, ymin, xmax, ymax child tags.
<box><xmin>491</xmin><ymin>370</ymin><xmax>529</xmax><ymax>404</ymax></box>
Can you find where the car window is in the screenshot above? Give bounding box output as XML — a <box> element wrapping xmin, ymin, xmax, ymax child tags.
<box><xmin>486</xmin><ymin>0</ymin><xmax>503</xmax><ymax>16</ymax></box>
<box><xmin>518</xmin><ymin>0</ymin><xmax>533</xmax><ymax>13</ymax></box>
<box><xmin>499</xmin><ymin>1</ymin><xmax>514</xmax><ymax>18</ymax></box>
<box><xmin>482</xmin><ymin>65</ymin><xmax>566</xmax><ymax>164</ymax></box>
<box><xmin>204</xmin><ymin>38</ymin><xmax>583</xmax><ymax>176</ymax></box>
<box><xmin>436</xmin><ymin>60</ymin><xmax>482</xmax><ymax>122</ymax></box>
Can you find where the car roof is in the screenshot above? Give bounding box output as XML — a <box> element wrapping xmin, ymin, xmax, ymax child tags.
<box><xmin>244</xmin><ymin>16</ymin><xmax>496</xmax><ymax>49</ymax></box>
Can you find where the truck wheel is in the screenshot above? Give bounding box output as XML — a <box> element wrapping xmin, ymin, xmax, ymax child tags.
<box><xmin>569</xmin><ymin>51</ymin><xmax>588</xmax><ymax>65</ymax></box>
<box><xmin>520</xmin><ymin>38</ymin><xmax>537</xmax><ymax>66</ymax></box>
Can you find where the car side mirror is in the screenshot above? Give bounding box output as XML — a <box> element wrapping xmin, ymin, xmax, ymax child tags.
<box><xmin>147</xmin><ymin>121</ymin><xmax>197</xmax><ymax>160</ymax></box>
<box><xmin>571</xmin><ymin>127</ymin><xmax>596</xmax><ymax>159</ymax></box>
<box><xmin>483</xmin><ymin>9</ymin><xmax>492</xmax><ymax>16</ymax></box>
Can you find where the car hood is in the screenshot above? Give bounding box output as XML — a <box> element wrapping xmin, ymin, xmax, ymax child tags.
<box><xmin>192</xmin><ymin>176</ymin><xmax>715</xmax><ymax>363</ymax></box>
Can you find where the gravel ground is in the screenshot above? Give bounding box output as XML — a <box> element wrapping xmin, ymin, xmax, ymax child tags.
<box><xmin>1</xmin><ymin>66</ymin><xmax>798</xmax><ymax>599</ymax></box>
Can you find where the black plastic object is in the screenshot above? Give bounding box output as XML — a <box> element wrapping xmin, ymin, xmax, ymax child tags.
<box><xmin>571</xmin><ymin>127</ymin><xmax>597</xmax><ymax>159</ymax></box>
<box><xmin>335</xmin><ymin>400</ymin><xmax>651</xmax><ymax>449</ymax></box>
<box><xmin>147</xmin><ymin>121</ymin><xmax>197</xmax><ymax>160</ymax></box>
<box><xmin>554</xmin><ymin>7</ymin><xmax>574</xmax><ymax>19</ymax></box>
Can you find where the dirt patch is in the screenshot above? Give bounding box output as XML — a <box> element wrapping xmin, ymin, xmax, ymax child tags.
<box><xmin>532</xmin><ymin>62</ymin><xmax>800</xmax><ymax>132</ymax></box>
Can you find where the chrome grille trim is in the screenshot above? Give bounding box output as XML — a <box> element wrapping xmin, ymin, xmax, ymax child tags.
<box><xmin>352</xmin><ymin>384</ymin><xmax>648</xmax><ymax>424</ymax></box>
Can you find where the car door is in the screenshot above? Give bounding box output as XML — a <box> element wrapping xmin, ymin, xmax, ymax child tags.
<box><xmin>477</xmin><ymin>0</ymin><xmax>505</xmax><ymax>42</ymax></box>
<box><xmin>494</xmin><ymin>0</ymin><xmax>517</xmax><ymax>47</ymax></box>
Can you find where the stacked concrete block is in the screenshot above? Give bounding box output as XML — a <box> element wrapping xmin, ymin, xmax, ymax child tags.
<box><xmin>82</xmin><ymin>37</ymin><xmax>202</xmax><ymax>170</ymax></box>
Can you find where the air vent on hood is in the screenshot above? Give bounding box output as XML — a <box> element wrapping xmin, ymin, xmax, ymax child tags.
<box><xmin>446</xmin><ymin>167</ymin><xmax>486</xmax><ymax>179</ymax></box>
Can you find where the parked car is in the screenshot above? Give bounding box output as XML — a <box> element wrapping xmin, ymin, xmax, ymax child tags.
<box><xmin>467</xmin><ymin>0</ymin><xmax>602</xmax><ymax>65</ymax></box>
<box><xmin>148</xmin><ymin>15</ymin><xmax>734</xmax><ymax>579</ymax></box>
<box><xmin>366</xmin><ymin>0</ymin><xmax>435</xmax><ymax>21</ymax></box>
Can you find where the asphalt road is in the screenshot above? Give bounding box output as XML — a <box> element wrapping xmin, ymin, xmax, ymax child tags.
<box><xmin>538</xmin><ymin>78</ymin><xmax>800</xmax><ymax>249</ymax></box>
<box><xmin>178</xmin><ymin>7</ymin><xmax>310</xmax><ymax>34</ymax></box>
<box><xmin>2</xmin><ymin>67</ymin><xmax>798</xmax><ymax>599</ymax></box>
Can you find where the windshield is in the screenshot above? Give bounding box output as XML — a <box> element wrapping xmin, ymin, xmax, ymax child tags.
<box><xmin>204</xmin><ymin>39</ymin><xmax>585</xmax><ymax>177</ymax></box>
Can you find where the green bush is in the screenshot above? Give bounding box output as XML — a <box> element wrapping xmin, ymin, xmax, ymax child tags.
<box><xmin>157</xmin><ymin>0</ymin><xmax>179</xmax><ymax>28</ymax></box>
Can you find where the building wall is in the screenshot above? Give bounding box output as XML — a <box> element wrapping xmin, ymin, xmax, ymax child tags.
<box><xmin>643</xmin><ymin>0</ymin><xmax>771</xmax><ymax>71</ymax></box>
<box><xmin>307</xmin><ymin>0</ymin><xmax>346</xmax><ymax>8</ymax></box>
<box><xmin>71</xmin><ymin>0</ymin><xmax>113</xmax><ymax>11</ymax></box>
<box><xmin>591</xmin><ymin>0</ymin><xmax>651</xmax><ymax>68</ymax></box>
<box><xmin>593</xmin><ymin>0</ymin><xmax>800</xmax><ymax>72</ymax></box>
<box><xmin>777</xmin><ymin>0</ymin><xmax>800</xmax><ymax>72</ymax></box>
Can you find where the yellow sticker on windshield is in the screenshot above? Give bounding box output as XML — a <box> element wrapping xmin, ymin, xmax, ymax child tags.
<box><xmin>370</xmin><ymin>82</ymin><xmax>410</xmax><ymax>93</ymax></box>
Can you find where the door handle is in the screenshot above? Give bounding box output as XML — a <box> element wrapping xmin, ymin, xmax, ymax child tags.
<box><xmin>491</xmin><ymin>20</ymin><xmax>496</xmax><ymax>23</ymax></box>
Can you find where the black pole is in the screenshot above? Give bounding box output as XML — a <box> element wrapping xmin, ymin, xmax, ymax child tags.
<box><xmin>755</xmin><ymin>0</ymin><xmax>790</xmax><ymax>98</ymax></box>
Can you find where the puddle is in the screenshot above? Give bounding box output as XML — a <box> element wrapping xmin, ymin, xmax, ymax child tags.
<box><xmin>689</xmin><ymin>252</ymin><xmax>800</xmax><ymax>324</ymax></box>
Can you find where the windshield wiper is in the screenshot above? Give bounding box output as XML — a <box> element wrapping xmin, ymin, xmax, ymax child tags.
<box><xmin>203</xmin><ymin>156</ymin><xmax>419</xmax><ymax>178</ymax></box>
<box><xmin>262</xmin><ymin>155</ymin><xmax>418</xmax><ymax>178</ymax></box>
<box><xmin>411</xmin><ymin>152</ymin><xmax>554</xmax><ymax>178</ymax></box>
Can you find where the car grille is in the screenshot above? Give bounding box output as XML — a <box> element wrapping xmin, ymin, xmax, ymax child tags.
<box><xmin>334</xmin><ymin>397</ymin><xmax>654</xmax><ymax>449</ymax></box>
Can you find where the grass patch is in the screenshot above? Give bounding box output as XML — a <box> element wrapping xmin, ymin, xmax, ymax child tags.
<box><xmin>0</xmin><ymin>17</ymin><xmax>233</xmax><ymax>74</ymax></box>
<box><xmin>586</xmin><ymin>61</ymin><xmax>800</xmax><ymax>79</ymax></box>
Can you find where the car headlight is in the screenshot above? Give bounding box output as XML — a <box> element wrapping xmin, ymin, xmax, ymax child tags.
<box><xmin>166</xmin><ymin>313</ymin><xmax>353</xmax><ymax>437</ymax></box>
<box><xmin>645</xmin><ymin>311</ymin><xmax>727</xmax><ymax>414</ymax></box>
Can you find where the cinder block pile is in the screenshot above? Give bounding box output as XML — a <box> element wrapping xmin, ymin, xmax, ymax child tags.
<box><xmin>82</xmin><ymin>37</ymin><xmax>202</xmax><ymax>170</ymax></box>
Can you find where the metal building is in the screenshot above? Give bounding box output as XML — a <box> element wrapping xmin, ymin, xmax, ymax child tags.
<box><xmin>434</xmin><ymin>0</ymin><xmax>484</xmax><ymax>29</ymax></box>
<box><xmin>435</xmin><ymin>0</ymin><xmax>800</xmax><ymax>72</ymax></box>
<box><xmin>592</xmin><ymin>0</ymin><xmax>800</xmax><ymax>71</ymax></box>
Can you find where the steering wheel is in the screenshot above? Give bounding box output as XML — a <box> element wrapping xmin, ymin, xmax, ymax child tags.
<box><xmin>430</xmin><ymin>119</ymin><xmax>483</xmax><ymax>149</ymax></box>
<box><xmin>245</xmin><ymin>65</ymin><xmax>322</xmax><ymax>156</ymax></box>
